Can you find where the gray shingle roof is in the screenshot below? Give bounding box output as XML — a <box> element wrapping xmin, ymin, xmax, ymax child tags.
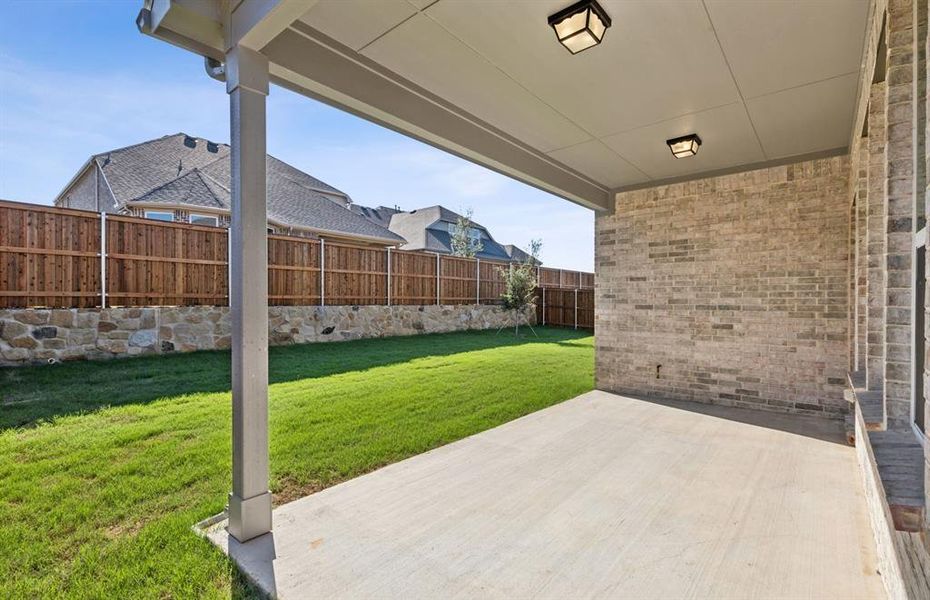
<box><xmin>91</xmin><ymin>134</ymin><xmax>403</xmax><ymax>243</ymax></box>
<box><xmin>371</xmin><ymin>205</ymin><xmax>517</xmax><ymax>261</ymax></box>
<box><xmin>348</xmin><ymin>205</ymin><xmax>400</xmax><ymax>229</ymax></box>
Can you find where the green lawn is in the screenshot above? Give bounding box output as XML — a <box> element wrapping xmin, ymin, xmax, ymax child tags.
<box><xmin>0</xmin><ymin>327</ymin><xmax>593</xmax><ymax>599</ymax></box>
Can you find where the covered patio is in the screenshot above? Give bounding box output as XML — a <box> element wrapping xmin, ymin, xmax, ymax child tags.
<box><xmin>206</xmin><ymin>391</ymin><xmax>883</xmax><ymax>599</ymax></box>
<box><xmin>137</xmin><ymin>0</ymin><xmax>930</xmax><ymax>597</ymax></box>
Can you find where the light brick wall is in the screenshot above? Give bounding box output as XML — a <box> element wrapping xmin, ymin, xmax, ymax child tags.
<box><xmin>857</xmin><ymin>137</ymin><xmax>870</xmax><ymax>370</ymax></box>
<box><xmin>870</xmin><ymin>82</ymin><xmax>889</xmax><ymax>391</ymax></box>
<box><xmin>595</xmin><ymin>155</ymin><xmax>850</xmax><ymax>418</ymax></box>
<box><xmin>885</xmin><ymin>0</ymin><xmax>917</xmax><ymax>428</ymax></box>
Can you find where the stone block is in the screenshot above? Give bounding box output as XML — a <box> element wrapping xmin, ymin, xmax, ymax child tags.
<box><xmin>129</xmin><ymin>329</ymin><xmax>157</xmax><ymax>348</ymax></box>
<box><xmin>1</xmin><ymin>347</ymin><xmax>29</xmax><ymax>361</ymax></box>
<box><xmin>0</xmin><ymin>320</ymin><xmax>28</xmax><ymax>341</ymax></box>
<box><xmin>10</xmin><ymin>336</ymin><xmax>37</xmax><ymax>349</ymax></box>
<box><xmin>49</xmin><ymin>310</ymin><xmax>74</xmax><ymax>328</ymax></box>
<box><xmin>14</xmin><ymin>310</ymin><xmax>49</xmax><ymax>325</ymax></box>
<box><xmin>75</xmin><ymin>311</ymin><xmax>100</xmax><ymax>329</ymax></box>
<box><xmin>31</xmin><ymin>326</ymin><xmax>57</xmax><ymax>340</ymax></box>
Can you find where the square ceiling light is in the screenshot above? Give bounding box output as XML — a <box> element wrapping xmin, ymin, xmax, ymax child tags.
<box><xmin>666</xmin><ymin>134</ymin><xmax>702</xmax><ymax>158</ymax></box>
<box><xmin>548</xmin><ymin>0</ymin><xmax>612</xmax><ymax>55</ymax></box>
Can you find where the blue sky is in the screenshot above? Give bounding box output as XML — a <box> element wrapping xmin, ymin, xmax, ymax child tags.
<box><xmin>0</xmin><ymin>1</ymin><xmax>594</xmax><ymax>271</ymax></box>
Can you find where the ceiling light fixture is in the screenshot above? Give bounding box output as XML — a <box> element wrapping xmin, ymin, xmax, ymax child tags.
<box><xmin>666</xmin><ymin>134</ymin><xmax>702</xmax><ymax>158</ymax></box>
<box><xmin>547</xmin><ymin>0</ymin><xmax>612</xmax><ymax>55</ymax></box>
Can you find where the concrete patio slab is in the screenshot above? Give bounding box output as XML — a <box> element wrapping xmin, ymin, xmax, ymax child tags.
<box><xmin>206</xmin><ymin>391</ymin><xmax>885</xmax><ymax>599</ymax></box>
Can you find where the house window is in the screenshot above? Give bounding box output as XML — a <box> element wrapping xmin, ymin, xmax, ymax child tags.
<box><xmin>444</xmin><ymin>221</ymin><xmax>482</xmax><ymax>241</ymax></box>
<box><xmin>144</xmin><ymin>210</ymin><xmax>174</xmax><ymax>222</ymax></box>
<box><xmin>190</xmin><ymin>213</ymin><xmax>219</xmax><ymax>226</ymax></box>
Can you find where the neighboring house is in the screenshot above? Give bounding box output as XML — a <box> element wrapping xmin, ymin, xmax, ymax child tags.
<box><xmin>55</xmin><ymin>133</ymin><xmax>405</xmax><ymax>247</ymax></box>
<box><xmin>503</xmin><ymin>244</ymin><xmax>535</xmax><ymax>264</ymax></box>
<box><xmin>350</xmin><ymin>204</ymin><xmax>538</xmax><ymax>264</ymax></box>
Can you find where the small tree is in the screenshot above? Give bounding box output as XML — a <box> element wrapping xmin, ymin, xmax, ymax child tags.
<box><xmin>498</xmin><ymin>239</ymin><xmax>542</xmax><ymax>336</ymax></box>
<box><xmin>450</xmin><ymin>208</ymin><xmax>483</xmax><ymax>258</ymax></box>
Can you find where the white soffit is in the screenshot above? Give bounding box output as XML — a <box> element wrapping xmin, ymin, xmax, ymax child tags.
<box><xmin>299</xmin><ymin>0</ymin><xmax>417</xmax><ymax>52</ymax></box>
<box><xmin>602</xmin><ymin>102</ymin><xmax>765</xmax><ymax>180</ymax></box>
<box><xmin>747</xmin><ymin>73</ymin><xmax>861</xmax><ymax>159</ymax></box>
<box><xmin>549</xmin><ymin>140</ymin><xmax>649</xmax><ymax>188</ymax></box>
<box><xmin>358</xmin><ymin>13</ymin><xmax>593</xmax><ymax>153</ymax></box>
<box><xmin>425</xmin><ymin>0</ymin><xmax>740</xmax><ymax>137</ymax></box>
<box><xmin>293</xmin><ymin>0</ymin><xmax>867</xmax><ymax>192</ymax></box>
<box><xmin>703</xmin><ymin>0</ymin><xmax>869</xmax><ymax>99</ymax></box>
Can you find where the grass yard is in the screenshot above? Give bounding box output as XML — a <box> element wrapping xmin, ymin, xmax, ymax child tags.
<box><xmin>0</xmin><ymin>327</ymin><xmax>593</xmax><ymax>599</ymax></box>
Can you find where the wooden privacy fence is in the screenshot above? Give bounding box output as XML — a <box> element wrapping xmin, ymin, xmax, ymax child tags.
<box><xmin>536</xmin><ymin>287</ymin><xmax>594</xmax><ymax>329</ymax></box>
<box><xmin>0</xmin><ymin>200</ymin><xmax>594</xmax><ymax>328</ymax></box>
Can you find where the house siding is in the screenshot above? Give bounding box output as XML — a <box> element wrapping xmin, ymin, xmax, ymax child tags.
<box><xmin>58</xmin><ymin>163</ymin><xmax>117</xmax><ymax>213</ymax></box>
<box><xmin>595</xmin><ymin>155</ymin><xmax>850</xmax><ymax>418</ymax></box>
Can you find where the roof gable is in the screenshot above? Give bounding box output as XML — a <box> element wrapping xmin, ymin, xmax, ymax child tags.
<box><xmin>83</xmin><ymin>133</ymin><xmax>402</xmax><ymax>243</ymax></box>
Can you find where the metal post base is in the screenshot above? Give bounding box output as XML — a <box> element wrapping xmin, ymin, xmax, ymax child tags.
<box><xmin>228</xmin><ymin>491</ymin><xmax>272</xmax><ymax>542</ymax></box>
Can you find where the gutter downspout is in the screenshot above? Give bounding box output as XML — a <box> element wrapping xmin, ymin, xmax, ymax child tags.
<box><xmin>205</xmin><ymin>57</ymin><xmax>226</xmax><ymax>82</ymax></box>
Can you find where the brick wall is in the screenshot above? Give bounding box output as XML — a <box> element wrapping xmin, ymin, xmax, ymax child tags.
<box><xmin>595</xmin><ymin>155</ymin><xmax>850</xmax><ymax>418</ymax></box>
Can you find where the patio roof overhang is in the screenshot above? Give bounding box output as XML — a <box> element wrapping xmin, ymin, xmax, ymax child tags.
<box><xmin>138</xmin><ymin>0</ymin><xmax>871</xmax><ymax>213</ymax></box>
<box><xmin>136</xmin><ymin>0</ymin><xmax>872</xmax><ymax>543</ymax></box>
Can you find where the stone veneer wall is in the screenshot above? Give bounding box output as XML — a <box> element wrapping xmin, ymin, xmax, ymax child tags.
<box><xmin>595</xmin><ymin>155</ymin><xmax>850</xmax><ymax>418</ymax></box>
<box><xmin>0</xmin><ymin>304</ymin><xmax>535</xmax><ymax>366</ymax></box>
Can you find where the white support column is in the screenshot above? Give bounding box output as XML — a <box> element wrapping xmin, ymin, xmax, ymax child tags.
<box><xmin>475</xmin><ymin>258</ymin><xmax>480</xmax><ymax>305</ymax></box>
<box><xmin>226</xmin><ymin>45</ymin><xmax>272</xmax><ymax>544</ymax></box>
<box><xmin>320</xmin><ymin>238</ymin><xmax>326</xmax><ymax>307</ymax></box>
<box><xmin>386</xmin><ymin>247</ymin><xmax>392</xmax><ymax>306</ymax></box>
<box><xmin>100</xmin><ymin>212</ymin><xmax>107</xmax><ymax>308</ymax></box>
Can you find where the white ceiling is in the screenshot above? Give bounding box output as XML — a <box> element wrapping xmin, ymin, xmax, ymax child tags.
<box><xmin>299</xmin><ymin>0</ymin><xmax>869</xmax><ymax>190</ymax></box>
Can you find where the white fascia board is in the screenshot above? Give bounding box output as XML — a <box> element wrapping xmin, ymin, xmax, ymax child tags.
<box><xmin>126</xmin><ymin>201</ymin><xmax>402</xmax><ymax>245</ymax></box>
<box><xmin>54</xmin><ymin>159</ymin><xmax>94</xmax><ymax>205</ymax></box>
<box><xmin>127</xmin><ymin>201</ymin><xmax>229</xmax><ymax>214</ymax></box>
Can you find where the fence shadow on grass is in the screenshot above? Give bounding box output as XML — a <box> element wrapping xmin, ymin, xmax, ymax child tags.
<box><xmin>0</xmin><ymin>327</ymin><xmax>592</xmax><ymax>431</ymax></box>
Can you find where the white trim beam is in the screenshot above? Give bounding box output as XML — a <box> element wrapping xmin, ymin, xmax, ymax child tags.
<box><xmin>229</xmin><ymin>0</ymin><xmax>313</xmax><ymax>51</ymax></box>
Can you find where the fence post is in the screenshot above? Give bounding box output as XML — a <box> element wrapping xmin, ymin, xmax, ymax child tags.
<box><xmin>100</xmin><ymin>212</ymin><xmax>107</xmax><ymax>308</ymax></box>
<box><xmin>559</xmin><ymin>268</ymin><xmax>563</xmax><ymax>288</ymax></box>
<box><xmin>475</xmin><ymin>258</ymin><xmax>480</xmax><ymax>305</ymax></box>
<box><xmin>574</xmin><ymin>288</ymin><xmax>578</xmax><ymax>329</ymax></box>
<box><xmin>386</xmin><ymin>247</ymin><xmax>392</xmax><ymax>307</ymax></box>
<box><xmin>436</xmin><ymin>253</ymin><xmax>440</xmax><ymax>305</ymax></box>
<box><xmin>320</xmin><ymin>238</ymin><xmax>326</xmax><ymax>307</ymax></box>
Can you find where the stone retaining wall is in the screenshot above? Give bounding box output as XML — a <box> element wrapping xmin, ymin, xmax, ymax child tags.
<box><xmin>0</xmin><ymin>304</ymin><xmax>536</xmax><ymax>366</ymax></box>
